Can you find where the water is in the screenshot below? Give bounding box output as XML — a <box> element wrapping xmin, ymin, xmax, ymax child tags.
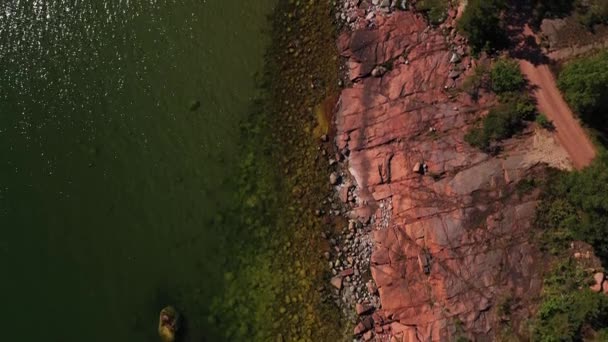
<box><xmin>0</xmin><ymin>1</ymin><xmax>275</xmax><ymax>341</ymax></box>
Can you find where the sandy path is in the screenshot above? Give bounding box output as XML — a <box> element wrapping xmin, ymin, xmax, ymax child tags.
<box><xmin>516</xmin><ymin>26</ymin><xmax>596</xmax><ymax>169</ymax></box>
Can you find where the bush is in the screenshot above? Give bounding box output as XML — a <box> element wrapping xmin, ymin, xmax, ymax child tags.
<box><xmin>531</xmin><ymin>0</ymin><xmax>575</xmax><ymax>26</ymax></box>
<box><xmin>461</xmin><ymin>64</ymin><xmax>490</xmax><ymax>99</ymax></box>
<box><xmin>531</xmin><ymin>259</ymin><xmax>608</xmax><ymax>341</ymax></box>
<box><xmin>458</xmin><ymin>0</ymin><xmax>507</xmax><ymax>54</ymax></box>
<box><xmin>416</xmin><ymin>0</ymin><xmax>450</xmax><ymax>25</ymax></box>
<box><xmin>558</xmin><ymin>50</ymin><xmax>608</xmax><ymax>125</ymax></box>
<box><xmin>536</xmin><ymin>113</ymin><xmax>554</xmax><ymax>129</ymax></box>
<box><xmin>577</xmin><ymin>0</ymin><xmax>608</xmax><ymax>28</ymax></box>
<box><xmin>537</xmin><ymin>155</ymin><xmax>608</xmax><ymax>261</ymax></box>
<box><xmin>491</xmin><ymin>59</ymin><xmax>525</xmax><ymax>94</ymax></box>
<box><xmin>465</xmin><ymin>93</ymin><xmax>536</xmax><ymax>150</ymax></box>
<box><xmin>531</xmin><ymin>0</ymin><xmax>607</xmax><ymax>29</ymax></box>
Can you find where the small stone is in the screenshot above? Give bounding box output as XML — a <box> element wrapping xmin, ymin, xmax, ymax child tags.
<box><xmin>320</xmin><ymin>134</ymin><xmax>328</xmax><ymax>142</ymax></box>
<box><xmin>339</xmin><ymin>187</ymin><xmax>350</xmax><ymax>203</ymax></box>
<box><xmin>330</xmin><ymin>172</ymin><xmax>340</xmax><ymax>185</ymax></box>
<box><xmin>340</xmin><ymin>268</ymin><xmax>354</xmax><ymax>277</ymax></box>
<box><xmin>371</xmin><ymin>65</ymin><xmax>387</xmax><ymax>77</ymax></box>
<box><xmin>363</xmin><ymin>331</ymin><xmax>373</xmax><ymax>341</ymax></box>
<box><xmin>449</xmin><ymin>69</ymin><xmax>462</xmax><ymax>79</ymax></box>
<box><xmin>323</xmin><ymin>251</ymin><xmax>331</xmax><ymax>260</ymax></box>
<box><xmin>412</xmin><ymin>162</ymin><xmax>422</xmax><ymax>173</ymax></box>
<box><xmin>356</xmin><ymin>303</ymin><xmax>374</xmax><ymax>315</ymax></box>
<box><xmin>331</xmin><ymin>276</ymin><xmax>343</xmax><ymax>290</ymax></box>
<box><xmin>366</xmin><ymin>281</ymin><xmax>378</xmax><ymax>294</ymax></box>
<box><xmin>354</xmin><ymin>322</ymin><xmax>366</xmax><ymax>335</ymax></box>
<box><xmin>449</xmin><ymin>52</ymin><xmax>461</xmax><ymax>64</ymax></box>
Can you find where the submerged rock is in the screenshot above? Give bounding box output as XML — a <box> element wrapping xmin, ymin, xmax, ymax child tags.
<box><xmin>188</xmin><ymin>100</ymin><xmax>201</xmax><ymax>111</ymax></box>
<box><xmin>158</xmin><ymin>306</ymin><xmax>180</xmax><ymax>342</ymax></box>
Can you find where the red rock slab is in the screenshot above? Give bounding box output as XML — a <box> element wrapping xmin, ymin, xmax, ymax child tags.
<box><xmin>336</xmin><ymin>10</ymin><xmax>545</xmax><ymax>342</ymax></box>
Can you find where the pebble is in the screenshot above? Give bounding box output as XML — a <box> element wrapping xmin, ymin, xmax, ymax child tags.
<box><xmin>330</xmin><ymin>172</ymin><xmax>340</xmax><ymax>185</ymax></box>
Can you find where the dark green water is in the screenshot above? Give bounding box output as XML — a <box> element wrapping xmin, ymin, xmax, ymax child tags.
<box><xmin>0</xmin><ymin>1</ymin><xmax>275</xmax><ymax>341</ymax></box>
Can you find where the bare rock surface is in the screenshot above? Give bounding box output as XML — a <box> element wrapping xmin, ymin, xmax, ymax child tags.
<box><xmin>334</xmin><ymin>11</ymin><xmax>571</xmax><ymax>341</ymax></box>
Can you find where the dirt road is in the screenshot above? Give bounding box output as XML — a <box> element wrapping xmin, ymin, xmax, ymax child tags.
<box><xmin>516</xmin><ymin>26</ymin><xmax>596</xmax><ymax>169</ymax></box>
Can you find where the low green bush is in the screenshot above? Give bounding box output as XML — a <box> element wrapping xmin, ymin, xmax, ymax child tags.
<box><xmin>558</xmin><ymin>50</ymin><xmax>608</xmax><ymax>126</ymax></box>
<box><xmin>536</xmin><ymin>154</ymin><xmax>608</xmax><ymax>261</ymax></box>
<box><xmin>577</xmin><ymin>0</ymin><xmax>608</xmax><ymax>28</ymax></box>
<box><xmin>457</xmin><ymin>0</ymin><xmax>507</xmax><ymax>54</ymax></box>
<box><xmin>465</xmin><ymin>58</ymin><xmax>536</xmax><ymax>150</ymax></box>
<box><xmin>465</xmin><ymin>93</ymin><xmax>536</xmax><ymax>150</ymax></box>
<box><xmin>491</xmin><ymin>58</ymin><xmax>525</xmax><ymax>94</ymax></box>
<box><xmin>461</xmin><ymin>64</ymin><xmax>490</xmax><ymax>99</ymax></box>
<box><xmin>531</xmin><ymin>259</ymin><xmax>608</xmax><ymax>341</ymax></box>
<box><xmin>416</xmin><ymin>0</ymin><xmax>450</xmax><ymax>25</ymax></box>
<box><xmin>536</xmin><ymin>113</ymin><xmax>554</xmax><ymax>129</ymax></box>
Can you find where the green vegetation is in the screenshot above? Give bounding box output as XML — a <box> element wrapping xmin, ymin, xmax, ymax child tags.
<box><xmin>576</xmin><ymin>0</ymin><xmax>608</xmax><ymax>28</ymax></box>
<box><xmin>558</xmin><ymin>50</ymin><xmax>608</xmax><ymax>128</ymax></box>
<box><xmin>457</xmin><ymin>0</ymin><xmax>506</xmax><ymax>54</ymax></box>
<box><xmin>534</xmin><ymin>159</ymin><xmax>608</xmax><ymax>338</ymax></box>
<box><xmin>536</xmin><ymin>155</ymin><xmax>608</xmax><ymax>261</ymax></box>
<box><xmin>516</xmin><ymin>178</ymin><xmax>537</xmax><ymax>196</ymax></box>
<box><xmin>490</xmin><ymin>59</ymin><xmax>525</xmax><ymax>94</ymax></box>
<box><xmin>531</xmin><ymin>0</ymin><xmax>575</xmax><ymax>25</ymax></box>
<box><xmin>531</xmin><ymin>260</ymin><xmax>608</xmax><ymax>341</ymax></box>
<box><xmin>536</xmin><ymin>113</ymin><xmax>554</xmax><ymax>129</ymax></box>
<box><xmin>465</xmin><ymin>58</ymin><xmax>536</xmax><ymax>150</ymax></box>
<box><xmin>461</xmin><ymin>64</ymin><xmax>489</xmax><ymax>99</ymax></box>
<box><xmin>416</xmin><ymin>0</ymin><xmax>450</xmax><ymax>25</ymax></box>
<box><xmin>532</xmin><ymin>0</ymin><xmax>608</xmax><ymax>28</ymax></box>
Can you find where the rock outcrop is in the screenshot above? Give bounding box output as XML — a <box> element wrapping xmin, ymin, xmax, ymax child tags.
<box><xmin>334</xmin><ymin>11</ymin><xmax>571</xmax><ymax>341</ymax></box>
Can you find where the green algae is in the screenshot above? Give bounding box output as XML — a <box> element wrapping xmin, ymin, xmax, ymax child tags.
<box><xmin>207</xmin><ymin>1</ymin><xmax>349</xmax><ymax>341</ymax></box>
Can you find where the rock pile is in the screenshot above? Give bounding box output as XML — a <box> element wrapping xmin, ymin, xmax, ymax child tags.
<box><xmin>336</xmin><ymin>0</ymin><xmax>408</xmax><ymax>30</ymax></box>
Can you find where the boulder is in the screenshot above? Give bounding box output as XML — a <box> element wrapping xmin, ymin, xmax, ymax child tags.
<box><xmin>356</xmin><ymin>303</ymin><xmax>374</xmax><ymax>315</ymax></box>
<box><xmin>591</xmin><ymin>272</ymin><xmax>604</xmax><ymax>292</ymax></box>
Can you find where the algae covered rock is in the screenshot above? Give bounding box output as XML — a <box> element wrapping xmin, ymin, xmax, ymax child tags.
<box><xmin>158</xmin><ymin>306</ymin><xmax>180</xmax><ymax>342</ymax></box>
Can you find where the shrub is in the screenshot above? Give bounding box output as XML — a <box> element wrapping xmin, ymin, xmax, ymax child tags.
<box><xmin>465</xmin><ymin>93</ymin><xmax>536</xmax><ymax>150</ymax></box>
<box><xmin>531</xmin><ymin>0</ymin><xmax>575</xmax><ymax>26</ymax></box>
<box><xmin>577</xmin><ymin>0</ymin><xmax>608</xmax><ymax>28</ymax></box>
<box><xmin>461</xmin><ymin>64</ymin><xmax>490</xmax><ymax>99</ymax></box>
<box><xmin>558</xmin><ymin>50</ymin><xmax>608</xmax><ymax>125</ymax></box>
<box><xmin>491</xmin><ymin>59</ymin><xmax>525</xmax><ymax>94</ymax></box>
<box><xmin>531</xmin><ymin>0</ymin><xmax>607</xmax><ymax>29</ymax></box>
<box><xmin>537</xmin><ymin>154</ymin><xmax>608</xmax><ymax>260</ymax></box>
<box><xmin>457</xmin><ymin>0</ymin><xmax>507</xmax><ymax>54</ymax></box>
<box><xmin>416</xmin><ymin>0</ymin><xmax>450</xmax><ymax>25</ymax></box>
<box><xmin>531</xmin><ymin>259</ymin><xmax>608</xmax><ymax>341</ymax></box>
<box><xmin>536</xmin><ymin>113</ymin><xmax>554</xmax><ymax>129</ymax></box>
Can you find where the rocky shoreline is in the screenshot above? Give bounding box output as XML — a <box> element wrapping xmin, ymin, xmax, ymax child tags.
<box><xmin>322</xmin><ymin>1</ymin><xmax>573</xmax><ymax>340</ymax></box>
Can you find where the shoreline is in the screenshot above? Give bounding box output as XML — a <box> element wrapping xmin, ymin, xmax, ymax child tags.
<box><xmin>207</xmin><ymin>0</ymin><xmax>352</xmax><ymax>340</ymax></box>
<box><xmin>328</xmin><ymin>1</ymin><xmax>574</xmax><ymax>340</ymax></box>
